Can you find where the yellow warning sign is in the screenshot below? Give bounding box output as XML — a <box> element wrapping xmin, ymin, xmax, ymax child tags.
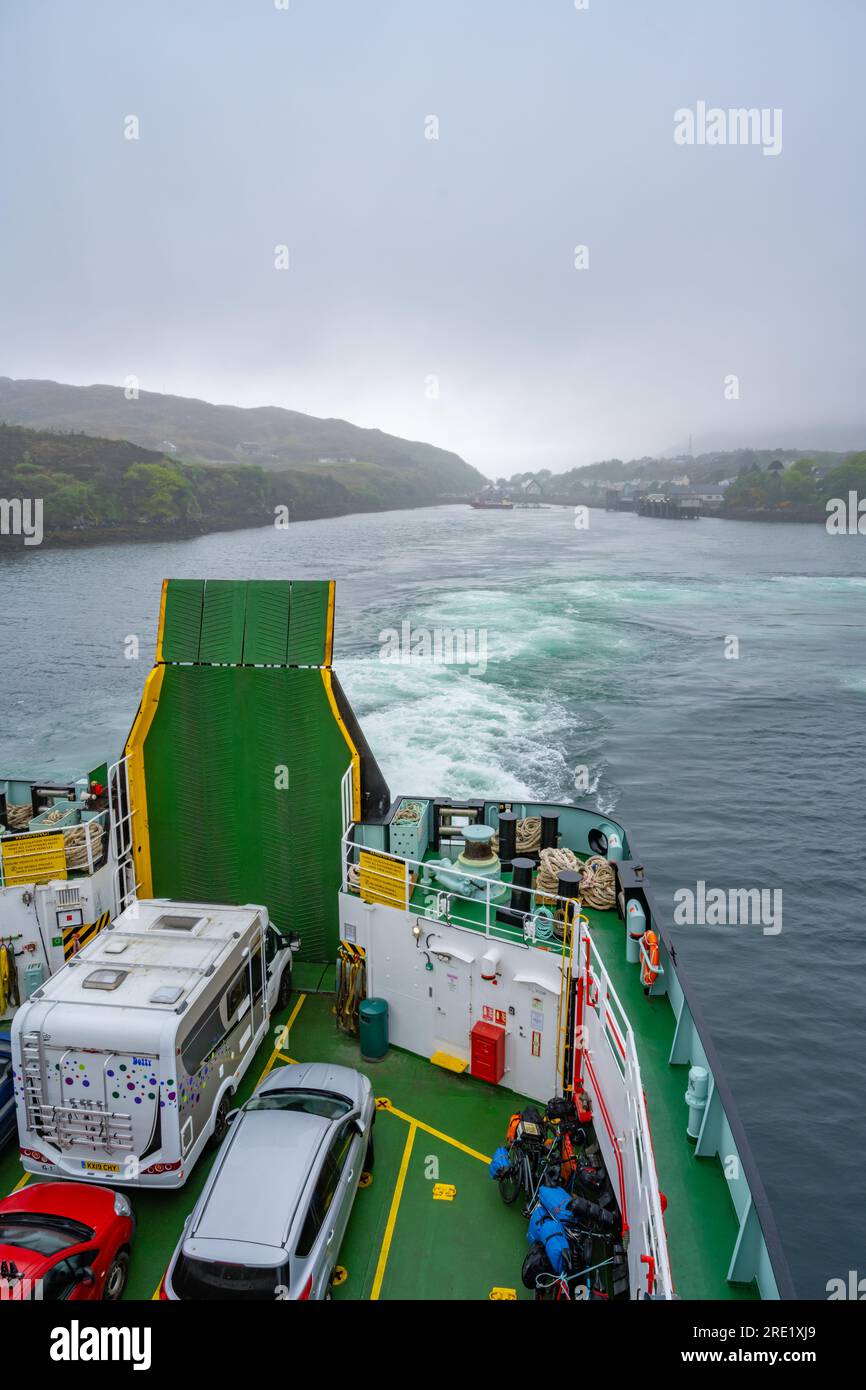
<box><xmin>359</xmin><ymin>849</ymin><xmax>408</xmax><ymax>909</ymax></box>
<box><xmin>1</xmin><ymin>831</ymin><xmax>67</xmax><ymax>887</ymax></box>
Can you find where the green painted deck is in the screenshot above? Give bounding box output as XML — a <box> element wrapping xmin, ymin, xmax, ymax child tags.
<box><xmin>0</xmin><ymin>980</ymin><xmax>534</xmax><ymax>1301</ymax></box>
<box><xmin>581</xmin><ymin>905</ymin><xmax>757</xmax><ymax>1300</ymax></box>
<box><xmin>403</xmin><ymin>854</ymin><xmax>757</xmax><ymax>1299</ymax></box>
<box><xmin>0</xmin><ymin>944</ymin><xmax>757</xmax><ymax>1300</ymax></box>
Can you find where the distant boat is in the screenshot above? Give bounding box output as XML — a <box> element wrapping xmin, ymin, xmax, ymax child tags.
<box><xmin>469</xmin><ymin>496</ymin><xmax>514</xmax><ymax>510</ymax></box>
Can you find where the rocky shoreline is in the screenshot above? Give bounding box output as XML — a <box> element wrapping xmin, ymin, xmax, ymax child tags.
<box><xmin>0</xmin><ymin>497</ymin><xmax>445</xmax><ymax>551</ymax></box>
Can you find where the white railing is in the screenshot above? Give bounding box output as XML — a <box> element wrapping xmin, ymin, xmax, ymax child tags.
<box><xmin>107</xmin><ymin>756</ymin><xmax>138</xmax><ymax>914</ymax></box>
<box><xmin>340</xmin><ymin>831</ymin><xmax>584</xmax><ymax>951</ymax></box>
<box><xmin>576</xmin><ymin>920</ymin><xmax>674</xmax><ymax>1300</ymax></box>
<box><xmin>340</xmin><ymin>766</ymin><xmax>354</xmax><ymax>837</ymax></box>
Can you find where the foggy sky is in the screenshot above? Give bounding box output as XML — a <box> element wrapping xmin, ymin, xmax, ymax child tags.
<box><xmin>2</xmin><ymin>0</ymin><xmax>865</xmax><ymax>477</ymax></box>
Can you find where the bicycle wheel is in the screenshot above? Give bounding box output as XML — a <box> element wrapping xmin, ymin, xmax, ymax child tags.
<box><xmin>498</xmin><ymin>1148</ymin><xmax>525</xmax><ymax>1205</ymax></box>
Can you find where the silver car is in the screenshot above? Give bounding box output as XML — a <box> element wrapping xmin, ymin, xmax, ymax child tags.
<box><xmin>164</xmin><ymin>1062</ymin><xmax>375</xmax><ymax>1300</ymax></box>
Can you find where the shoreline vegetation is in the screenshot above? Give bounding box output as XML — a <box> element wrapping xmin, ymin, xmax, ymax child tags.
<box><xmin>2</xmin><ymin>418</ymin><xmax>865</xmax><ymax>550</ymax></box>
<box><xmin>0</xmin><ymin>421</ymin><xmax>473</xmax><ymax>550</ymax></box>
<box><xmin>506</xmin><ymin>449</ymin><xmax>866</xmax><ymax>525</ymax></box>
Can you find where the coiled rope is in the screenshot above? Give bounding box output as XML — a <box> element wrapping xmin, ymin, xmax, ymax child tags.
<box><xmin>579</xmin><ymin>854</ymin><xmax>616</xmax><ymax>910</ymax></box>
<box><xmin>492</xmin><ymin>816</ymin><xmax>542</xmax><ymax>854</ymax></box>
<box><xmin>531</xmin><ymin>848</ymin><xmax>617</xmax><ymax>911</ymax></box>
<box><xmin>63</xmin><ymin>822</ymin><xmax>105</xmax><ymax>872</ymax></box>
<box><xmin>2</xmin><ymin>806</ymin><xmax>105</xmax><ymax>872</ymax></box>
<box><xmin>535</xmin><ymin>846</ymin><xmax>581</xmax><ymax>899</ymax></box>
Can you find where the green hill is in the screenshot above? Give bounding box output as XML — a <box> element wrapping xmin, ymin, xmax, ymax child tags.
<box><xmin>0</xmin><ymin>376</ymin><xmax>482</xmax><ymax>499</ymax></box>
<box><xmin>0</xmin><ymin>421</ymin><xmax>465</xmax><ymax>546</ymax></box>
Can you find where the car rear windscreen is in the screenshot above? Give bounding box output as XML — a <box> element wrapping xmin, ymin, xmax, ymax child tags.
<box><xmin>244</xmin><ymin>1089</ymin><xmax>352</xmax><ymax>1120</ymax></box>
<box><xmin>172</xmin><ymin>1254</ymin><xmax>288</xmax><ymax>1300</ymax></box>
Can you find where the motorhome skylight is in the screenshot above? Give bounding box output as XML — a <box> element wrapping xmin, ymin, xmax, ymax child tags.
<box><xmin>150</xmin><ymin>985</ymin><xmax>184</xmax><ymax>1004</ymax></box>
<box><xmin>150</xmin><ymin>914</ymin><xmax>203</xmax><ymax>932</ymax></box>
<box><xmin>82</xmin><ymin>969</ymin><xmax>128</xmax><ymax>991</ymax></box>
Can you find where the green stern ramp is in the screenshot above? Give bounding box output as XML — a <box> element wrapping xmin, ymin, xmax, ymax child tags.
<box><xmin>125</xmin><ymin>578</ymin><xmax>385</xmax><ymax>962</ymax></box>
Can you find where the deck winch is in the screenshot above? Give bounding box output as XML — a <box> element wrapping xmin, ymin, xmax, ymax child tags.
<box><xmin>422</xmin><ymin>824</ymin><xmax>510</xmax><ymax>902</ymax></box>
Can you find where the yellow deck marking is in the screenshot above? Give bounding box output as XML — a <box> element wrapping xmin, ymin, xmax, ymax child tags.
<box><xmin>490</xmin><ymin>1287</ymin><xmax>518</xmax><ymax>1300</ymax></box>
<box><xmin>12</xmin><ymin>1173</ymin><xmax>31</xmax><ymax>1192</ymax></box>
<box><xmin>370</xmin><ymin>1121</ymin><xmax>416</xmax><ymax>1301</ymax></box>
<box><xmin>379</xmin><ymin>1102</ymin><xmax>491</xmax><ymax>1165</ymax></box>
<box><xmin>255</xmin><ymin>993</ymin><xmax>306</xmax><ymax>1087</ymax></box>
<box><xmin>432</xmin><ymin>1183</ymin><xmax>457</xmax><ymax>1201</ymax></box>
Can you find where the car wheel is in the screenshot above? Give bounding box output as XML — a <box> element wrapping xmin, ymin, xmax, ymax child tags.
<box><xmin>364</xmin><ymin>1131</ymin><xmax>375</xmax><ymax>1171</ymax></box>
<box><xmin>277</xmin><ymin>968</ymin><xmax>293</xmax><ymax>1010</ymax></box>
<box><xmin>212</xmin><ymin>1093</ymin><xmax>231</xmax><ymax>1145</ymax></box>
<box><xmin>103</xmin><ymin>1250</ymin><xmax>129</xmax><ymax>1302</ymax></box>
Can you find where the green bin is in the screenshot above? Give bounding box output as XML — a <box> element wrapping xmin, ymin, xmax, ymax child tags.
<box><xmin>359</xmin><ymin>997</ymin><xmax>389</xmax><ymax>1061</ymax></box>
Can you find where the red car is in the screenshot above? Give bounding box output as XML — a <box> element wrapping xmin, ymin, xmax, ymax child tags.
<box><xmin>0</xmin><ymin>1182</ymin><xmax>134</xmax><ymax>1301</ymax></box>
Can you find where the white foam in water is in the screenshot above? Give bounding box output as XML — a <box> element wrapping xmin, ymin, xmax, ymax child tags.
<box><xmin>340</xmin><ymin>656</ymin><xmax>577</xmax><ymax>801</ymax></box>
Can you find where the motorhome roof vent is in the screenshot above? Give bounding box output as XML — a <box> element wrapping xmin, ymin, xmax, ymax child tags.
<box><xmin>82</xmin><ymin>969</ymin><xmax>128</xmax><ymax>991</ymax></box>
<box><xmin>149</xmin><ymin>913</ymin><xmax>203</xmax><ymax>933</ymax></box>
<box><xmin>104</xmin><ymin>940</ymin><xmax>128</xmax><ymax>955</ymax></box>
<box><xmin>150</xmin><ymin>985</ymin><xmax>183</xmax><ymax>1004</ymax></box>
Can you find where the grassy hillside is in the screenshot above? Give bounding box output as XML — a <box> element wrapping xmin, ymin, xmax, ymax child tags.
<box><xmin>0</xmin><ymin>376</ymin><xmax>483</xmax><ymax>498</ymax></box>
<box><xmin>0</xmin><ymin>423</ymin><xmax>459</xmax><ymax>545</ymax></box>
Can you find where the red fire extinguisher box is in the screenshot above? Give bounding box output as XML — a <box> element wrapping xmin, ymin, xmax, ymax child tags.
<box><xmin>470</xmin><ymin>1020</ymin><xmax>505</xmax><ymax>1084</ymax></box>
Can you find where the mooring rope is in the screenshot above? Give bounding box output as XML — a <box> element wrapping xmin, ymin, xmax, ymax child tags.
<box><xmin>492</xmin><ymin>815</ymin><xmax>542</xmax><ymax>854</ymax></box>
<box><xmin>535</xmin><ymin>846</ymin><xmax>581</xmax><ymax>898</ymax></box>
<box><xmin>579</xmin><ymin>854</ymin><xmax>617</xmax><ymax>910</ymax></box>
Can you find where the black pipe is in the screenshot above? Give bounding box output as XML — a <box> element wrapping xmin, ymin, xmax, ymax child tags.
<box><xmin>540</xmin><ymin>813</ymin><xmax>559</xmax><ymax>851</ymax></box>
<box><xmin>497</xmin><ymin>811</ymin><xmax>517</xmax><ymax>867</ymax></box>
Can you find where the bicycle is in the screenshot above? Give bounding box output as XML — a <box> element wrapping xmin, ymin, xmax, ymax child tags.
<box><xmin>497</xmin><ymin>1110</ymin><xmax>584</xmax><ymax>1214</ymax></box>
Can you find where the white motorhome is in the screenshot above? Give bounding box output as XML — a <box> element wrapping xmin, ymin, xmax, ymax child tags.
<box><xmin>10</xmin><ymin>899</ymin><xmax>298</xmax><ymax>1188</ymax></box>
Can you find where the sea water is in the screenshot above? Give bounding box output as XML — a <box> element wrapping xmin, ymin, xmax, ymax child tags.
<box><xmin>2</xmin><ymin>504</ymin><xmax>864</xmax><ymax>1297</ymax></box>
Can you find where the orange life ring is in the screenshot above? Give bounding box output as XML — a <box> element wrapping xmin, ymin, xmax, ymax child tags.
<box><xmin>640</xmin><ymin>931</ymin><xmax>659</xmax><ymax>990</ymax></box>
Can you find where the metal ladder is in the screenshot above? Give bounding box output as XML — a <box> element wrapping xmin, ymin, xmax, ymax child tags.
<box><xmin>20</xmin><ymin>1031</ymin><xmax>53</xmax><ymax>1134</ymax></box>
